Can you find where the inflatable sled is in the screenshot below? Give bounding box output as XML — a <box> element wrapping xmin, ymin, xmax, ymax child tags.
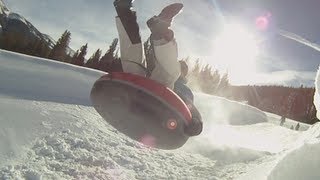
<box><xmin>90</xmin><ymin>72</ymin><xmax>192</xmax><ymax>150</ymax></box>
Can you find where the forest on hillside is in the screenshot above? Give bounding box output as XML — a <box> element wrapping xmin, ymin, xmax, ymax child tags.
<box><xmin>0</xmin><ymin>29</ymin><xmax>318</xmax><ymax>124</ymax></box>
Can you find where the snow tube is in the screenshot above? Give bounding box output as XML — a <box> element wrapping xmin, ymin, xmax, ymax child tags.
<box><xmin>90</xmin><ymin>72</ymin><xmax>192</xmax><ymax>150</ymax></box>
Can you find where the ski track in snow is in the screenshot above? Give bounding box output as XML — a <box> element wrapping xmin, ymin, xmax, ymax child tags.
<box><xmin>0</xmin><ymin>49</ymin><xmax>319</xmax><ymax>179</ymax></box>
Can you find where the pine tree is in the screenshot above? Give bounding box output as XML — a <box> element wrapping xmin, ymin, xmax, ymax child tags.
<box><xmin>186</xmin><ymin>59</ymin><xmax>201</xmax><ymax>92</ymax></box>
<box><xmin>111</xmin><ymin>57</ymin><xmax>123</xmax><ymax>72</ymax></box>
<box><xmin>99</xmin><ymin>38</ymin><xmax>118</xmax><ymax>72</ymax></box>
<box><xmin>32</xmin><ymin>38</ymin><xmax>50</xmax><ymax>58</ymax></box>
<box><xmin>199</xmin><ymin>65</ymin><xmax>220</xmax><ymax>94</ymax></box>
<box><xmin>71</xmin><ymin>50</ymin><xmax>79</xmax><ymax>64</ymax></box>
<box><xmin>2</xmin><ymin>32</ymin><xmax>17</xmax><ymax>50</ymax></box>
<box><xmin>192</xmin><ymin>59</ymin><xmax>201</xmax><ymax>75</ymax></box>
<box><xmin>49</xmin><ymin>30</ymin><xmax>71</xmax><ymax>61</ymax></box>
<box><xmin>86</xmin><ymin>49</ymin><xmax>102</xmax><ymax>69</ymax></box>
<box><xmin>217</xmin><ymin>72</ymin><xmax>230</xmax><ymax>96</ymax></box>
<box><xmin>71</xmin><ymin>43</ymin><xmax>88</xmax><ymax>66</ymax></box>
<box><xmin>29</xmin><ymin>38</ymin><xmax>40</xmax><ymax>56</ymax></box>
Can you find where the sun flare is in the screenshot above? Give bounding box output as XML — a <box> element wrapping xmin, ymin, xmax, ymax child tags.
<box><xmin>212</xmin><ymin>23</ymin><xmax>260</xmax><ymax>85</ymax></box>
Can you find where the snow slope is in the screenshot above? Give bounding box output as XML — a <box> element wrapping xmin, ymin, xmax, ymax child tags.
<box><xmin>0</xmin><ymin>49</ymin><xmax>319</xmax><ymax>179</ymax></box>
<box><xmin>0</xmin><ymin>50</ymin><xmax>103</xmax><ymax>106</ymax></box>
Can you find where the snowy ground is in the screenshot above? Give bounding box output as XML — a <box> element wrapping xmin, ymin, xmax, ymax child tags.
<box><xmin>0</xmin><ymin>49</ymin><xmax>319</xmax><ymax>179</ymax></box>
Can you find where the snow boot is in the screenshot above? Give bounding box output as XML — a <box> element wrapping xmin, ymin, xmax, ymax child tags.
<box><xmin>147</xmin><ymin>3</ymin><xmax>184</xmax><ymax>41</ymax></box>
<box><xmin>113</xmin><ymin>0</ymin><xmax>134</xmax><ymax>9</ymax></box>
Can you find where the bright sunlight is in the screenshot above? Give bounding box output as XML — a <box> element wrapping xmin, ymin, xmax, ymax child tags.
<box><xmin>212</xmin><ymin>22</ymin><xmax>260</xmax><ymax>85</ymax></box>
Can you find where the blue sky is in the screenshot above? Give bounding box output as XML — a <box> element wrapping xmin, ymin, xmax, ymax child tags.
<box><xmin>3</xmin><ymin>0</ymin><xmax>320</xmax><ymax>86</ymax></box>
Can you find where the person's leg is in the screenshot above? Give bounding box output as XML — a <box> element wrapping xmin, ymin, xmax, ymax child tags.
<box><xmin>114</xmin><ymin>0</ymin><xmax>146</xmax><ymax>76</ymax></box>
<box><xmin>147</xmin><ymin>3</ymin><xmax>183</xmax><ymax>89</ymax></box>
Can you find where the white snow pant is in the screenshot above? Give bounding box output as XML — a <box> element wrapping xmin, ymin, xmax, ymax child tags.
<box><xmin>115</xmin><ymin>17</ymin><xmax>181</xmax><ymax>89</ymax></box>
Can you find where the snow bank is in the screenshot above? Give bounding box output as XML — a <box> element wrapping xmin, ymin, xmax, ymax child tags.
<box><xmin>194</xmin><ymin>93</ymin><xmax>268</xmax><ymax>125</ymax></box>
<box><xmin>268</xmin><ymin>123</ymin><xmax>320</xmax><ymax>180</ymax></box>
<box><xmin>182</xmin><ymin>123</ymin><xmax>301</xmax><ymax>165</ymax></box>
<box><xmin>0</xmin><ymin>49</ymin><xmax>103</xmax><ymax>166</ymax></box>
<box><xmin>0</xmin><ymin>49</ymin><xmax>104</xmax><ymax>105</ymax></box>
<box><xmin>181</xmin><ymin>93</ymin><xmax>294</xmax><ymax>165</ymax></box>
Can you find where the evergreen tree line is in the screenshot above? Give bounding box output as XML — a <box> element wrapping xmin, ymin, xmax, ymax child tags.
<box><xmin>0</xmin><ymin>31</ymin><xmax>51</xmax><ymax>58</ymax></box>
<box><xmin>229</xmin><ymin>85</ymin><xmax>318</xmax><ymax>124</ymax></box>
<box><xmin>183</xmin><ymin>60</ymin><xmax>318</xmax><ymax>124</ymax></box>
<box><xmin>48</xmin><ymin>30</ymin><xmax>123</xmax><ymax>72</ymax></box>
<box><xmin>1</xmin><ymin>28</ymin><xmax>318</xmax><ymax>124</ymax></box>
<box><xmin>185</xmin><ymin>59</ymin><xmax>231</xmax><ymax>96</ymax></box>
<box><xmin>0</xmin><ymin>30</ymin><xmax>122</xmax><ymax>72</ymax></box>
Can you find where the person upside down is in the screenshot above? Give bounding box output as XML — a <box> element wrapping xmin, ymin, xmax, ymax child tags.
<box><xmin>113</xmin><ymin>0</ymin><xmax>203</xmax><ymax>136</ymax></box>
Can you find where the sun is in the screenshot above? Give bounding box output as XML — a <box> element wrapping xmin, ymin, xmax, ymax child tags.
<box><xmin>212</xmin><ymin>22</ymin><xmax>260</xmax><ymax>85</ymax></box>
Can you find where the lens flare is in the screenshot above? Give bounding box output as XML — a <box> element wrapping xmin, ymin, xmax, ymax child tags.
<box><xmin>167</xmin><ymin>119</ymin><xmax>178</xmax><ymax>130</ymax></box>
<box><xmin>255</xmin><ymin>12</ymin><xmax>272</xmax><ymax>31</ymax></box>
<box><xmin>256</xmin><ymin>17</ymin><xmax>268</xmax><ymax>30</ymax></box>
<box><xmin>139</xmin><ymin>134</ymin><xmax>156</xmax><ymax>148</ymax></box>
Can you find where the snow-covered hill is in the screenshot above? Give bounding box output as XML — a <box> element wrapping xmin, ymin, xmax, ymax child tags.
<box><xmin>0</xmin><ymin>0</ymin><xmax>73</xmax><ymax>54</ymax></box>
<box><xmin>0</xmin><ymin>49</ymin><xmax>319</xmax><ymax>179</ymax></box>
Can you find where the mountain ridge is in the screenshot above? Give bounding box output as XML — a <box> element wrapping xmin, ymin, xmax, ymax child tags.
<box><xmin>0</xmin><ymin>0</ymin><xmax>74</xmax><ymax>54</ymax></box>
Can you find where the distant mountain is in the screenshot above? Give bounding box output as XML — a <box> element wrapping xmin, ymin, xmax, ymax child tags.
<box><xmin>0</xmin><ymin>0</ymin><xmax>74</xmax><ymax>55</ymax></box>
<box><xmin>0</xmin><ymin>0</ymin><xmax>9</xmax><ymax>15</ymax></box>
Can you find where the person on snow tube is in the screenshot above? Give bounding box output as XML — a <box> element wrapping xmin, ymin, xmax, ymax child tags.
<box><xmin>113</xmin><ymin>0</ymin><xmax>203</xmax><ymax>136</ymax></box>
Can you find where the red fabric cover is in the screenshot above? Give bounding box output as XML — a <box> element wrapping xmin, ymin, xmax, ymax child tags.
<box><xmin>100</xmin><ymin>72</ymin><xmax>192</xmax><ymax>124</ymax></box>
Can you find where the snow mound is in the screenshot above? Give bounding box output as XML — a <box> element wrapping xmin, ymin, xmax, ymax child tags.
<box><xmin>0</xmin><ymin>50</ymin><xmax>104</xmax><ymax>105</ymax></box>
<box><xmin>194</xmin><ymin>93</ymin><xmax>268</xmax><ymax>125</ymax></box>
<box><xmin>177</xmin><ymin>93</ymin><xmax>274</xmax><ymax>165</ymax></box>
<box><xmin>268</xmin><ymin>126</ymin><xmax>320</xmax><ymax>180</ymax></box>
<box><xmin>182</xmin><ymin>123</ymin><xmax>301</xmax><ymax>165</ymax></box>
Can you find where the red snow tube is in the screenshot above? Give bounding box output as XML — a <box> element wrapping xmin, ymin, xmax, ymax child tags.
<box><xmin>91</xmin><ymin>72</ymin><xmax>192</xmax><ymax>150</ymax></box>
<box><xmin>99</xmin><ymin>72</ymin><xmax>192</xmax><ymax>124</ymax></box>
